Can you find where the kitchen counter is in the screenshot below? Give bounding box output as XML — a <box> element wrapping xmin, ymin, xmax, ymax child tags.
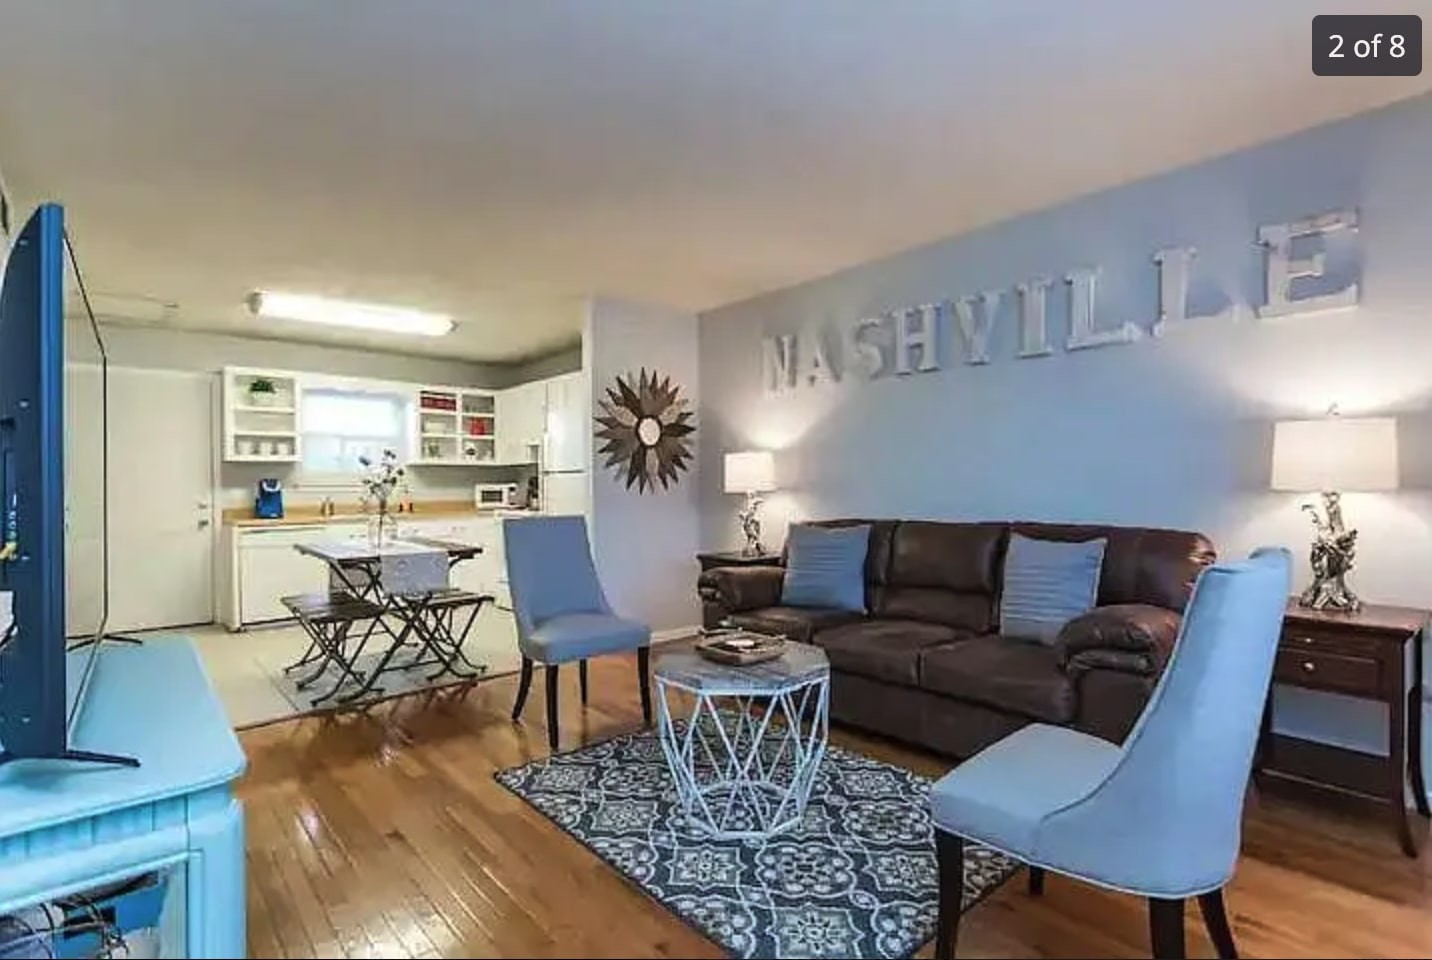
<box><xmin>223</xmin><ymin>500</ymin><xmax>536</xmax><ymax>528</ymax></box>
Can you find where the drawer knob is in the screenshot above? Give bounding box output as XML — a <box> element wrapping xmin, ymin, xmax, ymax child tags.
<box><xmin>1301</xmin><ymin>660</ymin><xmax>1316</xmax><ymax>673</ymax></box>
<box><xmin>1298</xmin><ymin>636</ymin><xmax>1315</xmax><ymax>645</ymax></box>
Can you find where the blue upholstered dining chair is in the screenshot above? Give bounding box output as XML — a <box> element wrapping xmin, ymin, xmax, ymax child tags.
<box><xmin>929</xmin><ymin>548</ymin><xmax>1291</xmax><ymax>960</ymax></box>
<box><xmin>503</xmin><ymin>515</ymin><xmax>652</xmax><ymax>751</ymax></box>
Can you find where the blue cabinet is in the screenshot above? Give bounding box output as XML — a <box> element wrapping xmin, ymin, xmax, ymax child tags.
<box><xmin>0</xmin><ymin>638</ymin><xmax>246</xmax><ymax>957</ymax></box>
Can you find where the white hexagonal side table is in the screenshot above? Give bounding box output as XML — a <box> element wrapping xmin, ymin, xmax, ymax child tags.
<box><xmin>654</xmin><ymin>643</ymin><xmax>830</xmax><ymax>840</ymax></box>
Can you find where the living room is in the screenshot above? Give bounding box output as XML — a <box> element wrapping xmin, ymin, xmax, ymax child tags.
<box><xmin>0</xmin><ymin>2</ymin><xmax>1430</xmax><ymax>959</ymax></box>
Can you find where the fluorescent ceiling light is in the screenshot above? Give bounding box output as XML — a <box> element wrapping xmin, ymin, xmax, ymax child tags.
<box><xmin>248</xmin><ymin>291</ymin><xmax>453</xmax><ymax>337</ymax></box>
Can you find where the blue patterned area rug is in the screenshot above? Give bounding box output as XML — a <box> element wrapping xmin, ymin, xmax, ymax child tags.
<box><xmin>495</xmin><ymin>725</ymin><xmax>1018</xmax><ymax>959</ymax></box>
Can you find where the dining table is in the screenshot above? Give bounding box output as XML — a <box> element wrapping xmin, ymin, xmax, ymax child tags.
<box><xmin>284</xmin><ymin>535</ymin><xmax>490</xmax><ymax>706</ymax></box>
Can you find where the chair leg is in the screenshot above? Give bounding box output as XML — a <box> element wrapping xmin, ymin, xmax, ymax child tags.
<box><xmin>579</xmin><ymin>659</ymin><xmax>589</xmax><ymax>705</ymax></box>
<box><xmin>637</xmin><ymin>645</ymin><xmax>652</xmax><ymax>726</ymax></box>
<box><xmin>545</xmin><ymin>664</ymin><xmax>560</xmax><ymax>752</ymax></box>
<box><xmin>1197</xmin><ymin>889</ymin><xmax>1238</xmax><ymax>959</ymax></box>
<box><xmin>511</xmin><ymin>656</ymin><xmax>534</xmax><ymax>721</ymax></box>
<box><xmin>934</xmin><ymin>829</ymin><xmax>964</xmax><ymax>960</ymax></box>
<box><xmin>1027</xmin><ymin>865</ymin><xmax>1045</xmax><ymax>896</ymax></box>
<box><xmin>1148</xmin><ymin>897</ymin><xmax>1186</xmax><ymax>959</ymax></box>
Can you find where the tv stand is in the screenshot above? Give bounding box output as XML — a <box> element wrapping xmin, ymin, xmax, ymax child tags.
<box><xmin>0</xmin><ymin>637</ymin><xmax>245</xmax><ymax>956</ymax></box>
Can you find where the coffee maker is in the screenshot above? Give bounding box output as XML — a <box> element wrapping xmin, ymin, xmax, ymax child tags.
<box><xmin>254</xmin><ymin>478</ymin><xmax>284</xmax><ymax>519</ymax></box>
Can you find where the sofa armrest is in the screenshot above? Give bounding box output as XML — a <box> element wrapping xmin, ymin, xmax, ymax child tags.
<box><xmin>1056</xmin><ymin>603</ymin><xmax>1181</xmax><ymax>678</ymax></box>
<box><xmin>698</xmin><ymin>565</ymin><xmax>786</xmax><ymax>615</ymax></box>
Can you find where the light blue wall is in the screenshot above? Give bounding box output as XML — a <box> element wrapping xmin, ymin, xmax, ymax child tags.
<box><xmin>586</xmin><ymin>298</ymin><xmax>701</xmax><ymax>632</ymax></box>
<box><xmin>698</xmin><ymin>92</ymin><xmax>1432</xmax><ymax>768</ymax></box>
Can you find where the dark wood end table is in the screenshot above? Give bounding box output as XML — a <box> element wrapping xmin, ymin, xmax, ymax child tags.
<box><xmin>696</xmin><ymin>550</ymin><xmax>783</xmax><ymax>572</ymax></box>
<box><xmin>1257</xmin><ymin>598</ymin><xmax>1429</xmax><ymax>856</ymax></box>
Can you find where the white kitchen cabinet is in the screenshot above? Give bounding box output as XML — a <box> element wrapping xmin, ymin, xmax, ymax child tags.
<box><xmin>222</xmin><ymin>367</ymin><xmax>301</xmax><ymax>463</ymax></box>
<box><xmin>473</xmin><ymin>604</ymin><xmax>522</xmax><ymax>676</ymax></box>
<box><xmin>543</xmin><ymin>372</ymin><xmax>589</xmax><ymax>472</ymax></box>
<box><xmin>495</xmin><ymin>379</ymin><xmax>545</xmax><ymax>465</ymax></box>
<box><xmin>411</xmin><ymin>386</ymin><xmax>499</xmax><ymax>466</ymax></box>
<box><xmin>235</xmin><ymin>526</ymin><xmax>333</xmax><ymax>625</ymax></box>
<box><xmin>435</xmin><ymin>516</ymin><xmax>521</xmax><ymax>675</ymax></box>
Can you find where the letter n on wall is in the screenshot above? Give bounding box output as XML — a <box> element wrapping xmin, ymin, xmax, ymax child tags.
<box><xmin>762</xmin><ymin>334</ymin><xmax>796</xmax><ymax>394</ymax></box>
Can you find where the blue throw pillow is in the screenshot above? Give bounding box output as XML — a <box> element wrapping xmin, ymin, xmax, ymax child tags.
<box><xmin>999</xmin><ymin>534</ymin><xmax>1107</xmax><ymax>644</ymax></box>
<box><xmin>781</xmin><ymin>524</ymin><xmax>870</xmax><ymax>612</ymax></box>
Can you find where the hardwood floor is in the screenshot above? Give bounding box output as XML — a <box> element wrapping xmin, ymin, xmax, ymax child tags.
<box><xmin>239</xmin><ymin>651</ymin><xmax>1432</xmax><ymax>958</ymax></box>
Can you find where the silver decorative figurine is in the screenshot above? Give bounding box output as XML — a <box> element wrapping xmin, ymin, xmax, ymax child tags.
<box><xmin>724</xmin><ymin>450</ymin><xmax>776</xmax><ymax>557</ymax></box>
<box><xmin>738</xmin><ymin>491</ymin><xmax>765</xmax><ymax>557</ymax></box>
<box><xmin>1299</xmin><ymin>491</ymin><xmax>1361</xmax><ymax>611</ymax></box>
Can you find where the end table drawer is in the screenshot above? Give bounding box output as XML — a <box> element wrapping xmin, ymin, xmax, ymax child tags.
<box><xmin>1274</xmin><ymin>647</ymin><xmax>1380</xmax><ymax>695</ymax></box>
<box><xmin>1279</xmin><ymin>625</ymin><xmax>1382</xmax><ymax>659</ymax></box>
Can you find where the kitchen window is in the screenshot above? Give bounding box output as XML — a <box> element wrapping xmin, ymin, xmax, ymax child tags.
<box><xmin>300</xmin><ymin>388</ymin><xmax>410</xmax><ymax>479</ymax></box>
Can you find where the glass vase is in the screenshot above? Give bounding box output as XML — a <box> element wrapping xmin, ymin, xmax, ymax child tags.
<box><xmin>366</xmin><ymin>506</ymin><xmax>397</xmax><ymax>547</ymax></box>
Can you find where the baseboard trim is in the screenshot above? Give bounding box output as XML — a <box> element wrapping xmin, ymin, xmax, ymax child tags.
<box><xmin>652</xmin><ymin>625</ymin><xmax>700</xmax><ymax>644</ymax></box>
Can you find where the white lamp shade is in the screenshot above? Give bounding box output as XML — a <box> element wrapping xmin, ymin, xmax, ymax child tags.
<box><xmin>724</xmin><ymin>450</ymin><xmax>776</xmax><ymax>493</ymax></box>
<box><xmin>1270</xmin><ymin>417</ymin><xmax>1399</xmax><ymax>492</ymax></box>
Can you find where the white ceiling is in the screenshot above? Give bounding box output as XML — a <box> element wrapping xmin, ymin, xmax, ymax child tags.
<box><xmin>1</xmin><ymin>1</ymin><xmax>1428</xmax><ymax>362</ymax></box>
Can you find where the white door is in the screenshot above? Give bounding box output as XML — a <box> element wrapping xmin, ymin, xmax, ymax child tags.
<box><xmin>65</xmin><ymin>366</ymin><xmax>105</xmax><ymax>637</ymax></box>
<box><xmin>543</xmin><ymin>373</ymin><xmax>589</xmax><ymax>472</ymax></box>
<box><xmin>65</xmin><ymin>366</ymin><xmax>216</xmax><ymax>635</ymax></box>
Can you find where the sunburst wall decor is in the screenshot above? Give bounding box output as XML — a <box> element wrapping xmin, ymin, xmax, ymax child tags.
<box><xmin>594</xmin><ymin>368</ymin><xmax>695</xmax><ymax>492</ymax></box>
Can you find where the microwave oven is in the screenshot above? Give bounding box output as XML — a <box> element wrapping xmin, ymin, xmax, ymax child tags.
<box><xmin>475</xmin><ymin>483</ymin><xmax>520</xmax><ymax>509</ymax></box>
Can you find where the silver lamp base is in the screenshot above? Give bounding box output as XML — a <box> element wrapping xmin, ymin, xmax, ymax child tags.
<box><xmin>737</xmin><ymin>492</ymin><xmax>765</xmax><ymax>556</ymax></box>
<box><xmin>1297</xmin><ymin>490</ymin><xmax>1362</xmax><ymax>613</ymax></box>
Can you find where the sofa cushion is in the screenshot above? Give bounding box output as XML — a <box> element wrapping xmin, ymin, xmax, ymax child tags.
<box><xmin>875</xmin><ymin>590</ymin><xmax>995</xmax><ymax>635</ymax></box>
<box><xmin>814</xmin><ymin>619</ymin><xmax>967</xmax><ymax>686</ymax></box>
<box><xmin>888</xmin><ymin>520</ymin><xmax>1005</xmax><ymax>594</ymax></box>
<box><xmin>999</xmin><ymin>534</ymin><xmax>1106</xmax><ymax>643</ymax></box>
<box><xmin>872</xmin><ymin>521</ymin><xmax>1004</xmax><ymax>632</ymax></box>
<box><xmin>781</xmin><ymin>523</ymin><xmax>871</xmax><ymax>611</ymax></box>
<box><xmin>920</xmin><ymin>636</ymin><xmax>1075</xmax><ymax>723</ymax></box>
<box><xmin>727</xmin><ymin>606</ymin><xmax>864</xmax><ymax>643</ymax></box>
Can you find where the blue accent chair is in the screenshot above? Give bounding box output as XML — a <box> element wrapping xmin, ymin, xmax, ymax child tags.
<box><xmin>930</xmin><ymin>548</ymin><xmax>1291</xmax><ymax>959</ymax></box>
<box><xmin>503</xmin><ymin>515</ymin><xmax>652</xmax><ymax>751</ymax></box>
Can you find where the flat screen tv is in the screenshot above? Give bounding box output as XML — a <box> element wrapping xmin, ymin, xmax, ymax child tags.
<box><xmin>0</xmin><ymin>203</ymin><xmax>133</xmax><ymax>767</ymax></box>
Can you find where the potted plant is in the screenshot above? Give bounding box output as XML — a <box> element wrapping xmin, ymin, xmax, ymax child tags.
<box><xmin>247</xmin><ymin>377</ymin><xmax>278</xmax><ymax>407</ymax></box>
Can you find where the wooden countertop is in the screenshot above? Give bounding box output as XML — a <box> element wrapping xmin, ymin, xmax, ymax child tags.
<box><xmin>223</xmin><ymin>499</ymin><xmax>533</xmax><ymax>528</ymax></box>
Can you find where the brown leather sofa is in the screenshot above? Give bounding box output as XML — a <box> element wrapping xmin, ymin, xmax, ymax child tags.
<box><xmin>697</xmin><ymin>520</ymin><xmax>1215</xmax><ymax>757</ymax></box>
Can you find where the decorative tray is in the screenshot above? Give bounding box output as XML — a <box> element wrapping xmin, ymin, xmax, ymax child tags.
<box><xmin>695</xmin><ymin>629</ymin><xmax>788</xmax><ymax>665</ymax></box>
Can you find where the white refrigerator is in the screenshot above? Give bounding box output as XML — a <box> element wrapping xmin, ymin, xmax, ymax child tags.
<box><xmin>541</xmin><ymin>371</ymin><xmax>590</xmax><ymax>519</ymax></box>
<box><xmin>543</xmin><ymin>469</ymin><xmax>589</xmax><ymax>518</ymax></box>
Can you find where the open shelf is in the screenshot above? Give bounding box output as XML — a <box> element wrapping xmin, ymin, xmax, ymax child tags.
<box><xmin>228</xmin><ymin>453</ymin><xmax>302</xmax><ymax>463</ymax></box>
<box><xmin>232</xmin><ymin>403</ymin><xmax>297</xmax><ymax>414</ymax></box>
<box><xmin>233</xmin><ymin>429</ymin><xmax>300</xmax><ymax>439</ymax></box>
<box><xmin>224</xmin><ymin>367</ymin><xmax>302</xmax><ymax>463</ymax></box>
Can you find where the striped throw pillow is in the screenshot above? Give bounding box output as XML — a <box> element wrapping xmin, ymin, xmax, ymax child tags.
<box><xmin>780</xmin><ymin>523</ymin><xmax>871</xmax><ymax>612</ymax></box>
<box><xmin>999</xmin><ymin>534</ymin><xmax>1107</xmax><ymax>643</ymax></box>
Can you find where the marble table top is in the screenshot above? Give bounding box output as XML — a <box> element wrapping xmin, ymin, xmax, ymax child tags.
<box><xmin>654</xmin><ymin>641</ymin><xmax>830</xmax><ymax>693</ymax></box>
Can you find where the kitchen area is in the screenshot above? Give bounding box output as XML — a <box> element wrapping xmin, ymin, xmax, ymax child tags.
<box><xmin>64</xmin><ymin>353</ymin><xmax>591</xmax><ymax>727</ymax></box>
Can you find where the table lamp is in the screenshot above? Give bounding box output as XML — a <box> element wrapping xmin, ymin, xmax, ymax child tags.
<box><xmin>1271</xmin><ymin>413</ymin><xmax>1398</xmax><ymax>611</ymax></box>
<box><xmin>724</xmin><ymin>450</ymin><xmax>776</xmax><ymax>556</ymax></box>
